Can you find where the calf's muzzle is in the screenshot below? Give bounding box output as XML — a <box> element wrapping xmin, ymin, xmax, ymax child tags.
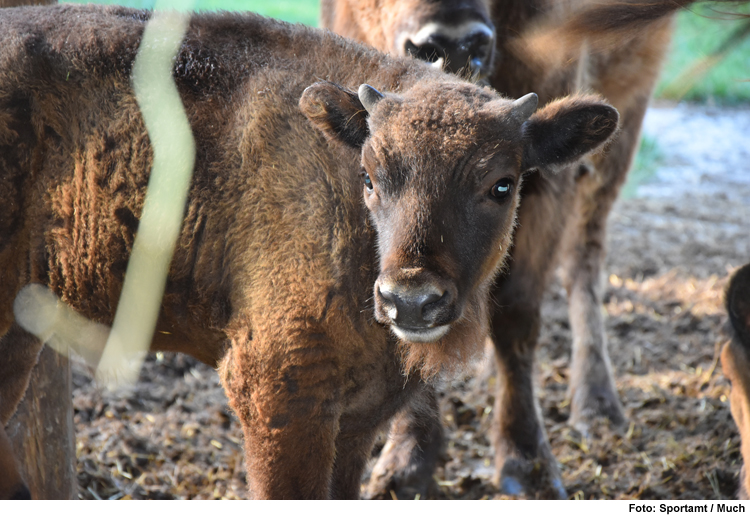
<box><xmin>375</xmin><ymin>270</ymin><xmax>457</xmax><ymax>343</ymax></box>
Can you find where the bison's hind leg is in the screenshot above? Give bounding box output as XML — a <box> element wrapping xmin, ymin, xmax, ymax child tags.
<box><xmin>0</xmin><ymin>323</ymin><xmax>45</xmax><ymax>499</ymax></box>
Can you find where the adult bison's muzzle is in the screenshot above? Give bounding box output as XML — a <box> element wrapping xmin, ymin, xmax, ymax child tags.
<box><xmin>375</xmin><ymin>270</ymin><xmax>459</xmax><ymax>343</ymax></box>
<box><xmin>402</xmin><ymin>20</ymin><xmax>495</xmax><ymax>80</ymax></box>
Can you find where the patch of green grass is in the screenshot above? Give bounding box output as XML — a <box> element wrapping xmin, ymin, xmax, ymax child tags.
<box><xmin>622</xmin><ymin>134</ymin><xmax>664</xmax><ymax>200</ymax></box>
<box><xmin>655</xmin><ymin>4</ymin><xmax>750</xmax><ymax>104</ymax></box>
<box><xmin>62</xmin><ymin>0</ymin><xmax>319</xmax><ymax>26</ymax></box>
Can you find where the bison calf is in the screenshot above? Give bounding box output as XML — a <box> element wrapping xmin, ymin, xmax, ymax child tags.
<box><xmin>322</xmin><ymin>0</ymin><xmax>674</xmax><ymax>498</ymax></box>
<box><xmin>0</xmin><ymin>4</ymin><xmax>618</xmax><ymax>499</ymax></box>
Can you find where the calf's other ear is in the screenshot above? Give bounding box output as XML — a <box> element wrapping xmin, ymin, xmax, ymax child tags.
<box><xmin>521</xmin><ymin>95</ymin><xmax>619</xmax><ymax>172</ymax></box>
<box><xmin>300</xmin><ymin>81</ymin><xmax>369</xmax><ymax>149</ymax></box>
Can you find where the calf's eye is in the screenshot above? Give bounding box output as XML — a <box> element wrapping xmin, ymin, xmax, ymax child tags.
<box><xmin>490</xmin><ymin>178</ymin><xmax>513</xmax><ymax>200</ymax></box>
<box><xmin>363</xmin><ymin>171</ymin><xmax>374</xmax><ymax>192</ymax></box>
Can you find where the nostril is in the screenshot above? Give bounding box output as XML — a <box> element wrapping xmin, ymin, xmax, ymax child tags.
<box><xmin>467</xmin><ymin>32</ymin><xmax>492</xmax><ymax>54</ymax></box>
<box><xmin>404</xmin><ymin>38</ymin><xmax>444</xmax><ymax>64</ymax></box>
<box><xmin>418</xmin><ymin>291</ymin><xmax>443</xmax><ymax>312</ymax></box>
<box><xmin>378</xmin><ymin>286</ymin><xmax>399</xmax><ymax>321</ymax></box>
<box><xmin>379</xmin><ymin>286</ymin><xmax>396</xmax><ymax>304</ymax></box>
<box><xmin>463</xmin><ymin>32</ymin><xmax>493</xmax><ymax>70</ymax></box>
<box><xmin>404</xmin><ymin>39</ymin><xmax>419</xmax><ymax>57</ymax></box>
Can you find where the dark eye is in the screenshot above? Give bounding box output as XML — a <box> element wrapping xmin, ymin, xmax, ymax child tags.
<box><xmin>363</xmin><ymin>170</ymin><xmax>374</xmax><ymax>192</ymax></box>
<box><xmin>490</xmin><ymin>178</ymin><xmax>513</xmax><ymax>200</ymax></box>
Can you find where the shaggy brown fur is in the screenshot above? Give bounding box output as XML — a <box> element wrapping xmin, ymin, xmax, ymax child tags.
<box><xmin>0</xmin><ymin>5</ymin><xmax>618</xmax><ymax>499</ymax></box>
<box><xmin>723</xmin><ymin>263</ymin><xmax>750</xmax><ymax>500</ymax></box>
<box><xmin>322</xmin><ymin>0</ymin><xmax>674</xmax><ymax>498</ymax></box>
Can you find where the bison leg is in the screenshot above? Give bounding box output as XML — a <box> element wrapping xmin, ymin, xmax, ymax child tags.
<box><xmin>0</xmin><ymin>323</ymin><xmax>44</xmax><ymax>499</ymax></box>
<box><xmin>560</xmin><ymin>218</ymin><xmax>625</xmax><ymax>434</ymax></box>
<box><xmin>558</xmin><ymin>101</ymin><xmax>653</xmax><ymax>431</ymax></box>
<box><xmin>364</xmin><ymin>384</ymin><xmax>442</xmax><ymax>500</ymax></box>
<box><xmin>220</xmin><ymin>334</ymin><xmax>344</xmax><ymax>499</ymax></box>
<box><xmin>485</xmin><ymin>170</ymin><xmax>576</xmax><ymax>499</ymax></box>
<box><xmin>330</xmin><ymin>429</ymin><xmax>381</xmax><ymax>499</ymax></box>
<box><xmin>490</xmin><ymin>298</ymin><xmax>566</xmax><ymax>499</ymax></box>
<box><xmin>559</xmin><ymin>200</ymin><xmax>625</xmax><ymax>431</ymax></box>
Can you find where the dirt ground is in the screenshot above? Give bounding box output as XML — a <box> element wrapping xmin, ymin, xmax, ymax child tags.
<box><xmin>72</xmin><ymin>104</ymin><xmax>750</xmax><ymax>500</ymax></box>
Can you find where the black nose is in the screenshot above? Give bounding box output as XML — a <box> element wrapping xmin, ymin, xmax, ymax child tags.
<box><xmin>379</xmin><ymin>286</ymin><xmax>445</xmax><ymax>328</ymax></box>
<box><xmin>404</xmin><ymin>30</ymin><xmax>493</xmax><ymax>77</ymax></box>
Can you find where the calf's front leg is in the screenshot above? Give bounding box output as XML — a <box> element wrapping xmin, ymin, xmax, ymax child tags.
<box><xmin>220</xmin><ymin>333</ymin><xmax>343</xmax><ymax>499</ymax></box>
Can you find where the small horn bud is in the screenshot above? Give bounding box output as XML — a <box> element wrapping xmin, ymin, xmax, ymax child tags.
<box><xmin>512</xmin><ymin>93</ymin><xmax>538</xmax><ymax>122</ymax></box>
<box><xmin>358</xmin><ymin>84</ymin><xmax>385</xmax><ymax>113</ymax></box>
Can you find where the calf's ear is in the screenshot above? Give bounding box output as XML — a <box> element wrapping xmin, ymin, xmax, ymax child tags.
<box><xmin>521</xmin><ymin>95</ymin><xmax>619</xmax><ymax>172</ymax></box>
<box><xmin>300</xmin><ymin>81</ymin><xmax>370</xmax><ymax>149</ymax></box>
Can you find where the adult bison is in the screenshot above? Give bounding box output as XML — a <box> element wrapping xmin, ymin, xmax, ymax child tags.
<box><xmin>322</xmin><ymin>0</ymin><xmax>675</xmax><ymax>498</ymax></box>
<box><xmin>0</xmin><ymin>4</ymin><xmax>618</xmax><ymax>499</ymax></box>
<box><xmin>723</xmin><ymin>264</ymin><xmax>750</xmax><ymax>500</ymax></box>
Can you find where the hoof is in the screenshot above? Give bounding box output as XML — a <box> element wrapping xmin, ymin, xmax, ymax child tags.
<box><xmin>364</xmin><ymin>441</ymin><xmax>436</xmax><ymax>500</ymax></box>
<box><xmin>365</xmin><ymin>397</ymin><xmax>443</xmax><ymax>500</ymax></box>
<box><xmin>569</xmin><ymin>381</ymin><xmax>626</xmax><ymax>435</ymax></box>
<box><xmin>10</xmin><ymin>485</ymin><xmax>31</xmax><ymax>500</ymax></box>
<box><xmin>496</xmin><ymin>457</ymin><xmax>567</xmax><ymax>499</ymax></box>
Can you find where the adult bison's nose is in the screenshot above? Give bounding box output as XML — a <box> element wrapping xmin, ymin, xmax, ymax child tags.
<box><xmin>402</xmin><ymin>21</ymin><xmax>495</xmax><ymax>79</ymax></box>
<box><xmin>375</xmin><ymin>279</ymin><xmax>454</xmax><ymax>343</ymax></box>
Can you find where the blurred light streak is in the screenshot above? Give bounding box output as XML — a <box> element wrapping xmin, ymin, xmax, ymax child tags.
<box><xmin>97</xmin><ymin>0</ymin><xmax>196</xmax><ymax>389</ymax></box>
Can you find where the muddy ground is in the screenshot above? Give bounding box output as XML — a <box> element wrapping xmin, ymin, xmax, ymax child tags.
<box><xmin>72</xmin><ymin>104</ymin><xmax>750</xmax><ymax>500</ymax></box>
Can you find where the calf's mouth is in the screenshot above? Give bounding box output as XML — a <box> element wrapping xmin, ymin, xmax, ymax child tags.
<box><xmin>373</xmin><ymin>271</ymin><xmax>460</xmax><ymax>344</ymax></box>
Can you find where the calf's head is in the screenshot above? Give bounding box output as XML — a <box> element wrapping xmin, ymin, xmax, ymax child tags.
<box><xmin>330</xmin><ymin>0</ymin><xmax>496</xmax><ymax>80</ymax></box>
<box><xmin>300</xmin><ymin>80</ymin><xmax>618</xmax><ymax>376</ymax></box>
